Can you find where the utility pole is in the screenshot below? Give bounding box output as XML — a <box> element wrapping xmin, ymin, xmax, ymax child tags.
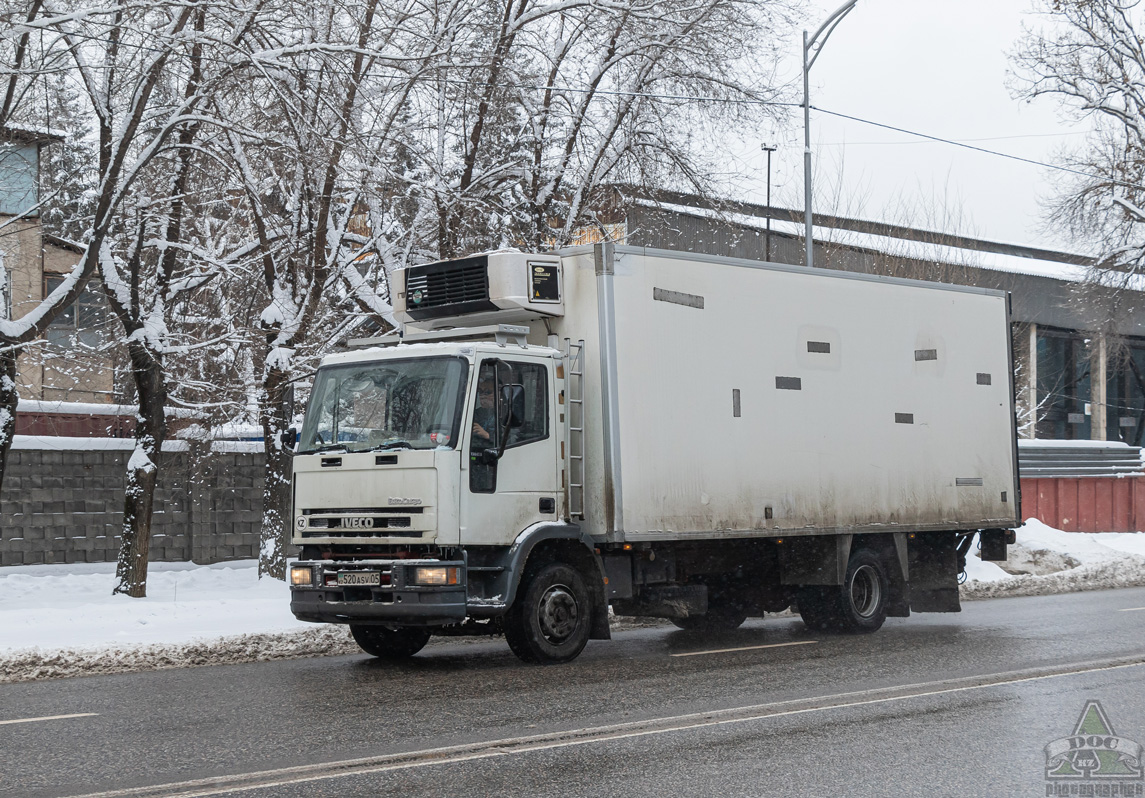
<box><xmin>803</xmin><ymin>0</ymin><xmax>860</xmax><ymax>269</ymax></box>
<box><xmin>761</xmin><ymin>144</ymin><xmax>776</xmax><ymax>262</ymax></box>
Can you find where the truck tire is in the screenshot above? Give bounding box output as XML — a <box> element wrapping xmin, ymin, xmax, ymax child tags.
<box><xmin>504</xmin><ymin>562</ymin><xmax>592</xmax><ymax>664</ymax></box>
<box><xmin>350</xmin><ymin>625</ymin><xmax>432</xmax><ymax>659</ymax></box>
<box><xmin>796</xmin><ymin>548</ymin><xmax>888</xmax><ymax>633</ymax></box>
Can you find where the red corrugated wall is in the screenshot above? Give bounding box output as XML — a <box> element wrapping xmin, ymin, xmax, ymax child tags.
<box><xmin>1020</xmin><ymin>477</ymin><xmax>1145</xmax><ymax>532</ymax></box>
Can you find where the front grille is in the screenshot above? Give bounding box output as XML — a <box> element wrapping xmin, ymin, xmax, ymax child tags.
<box><xmin>303</xmin><ymin>507</ymin><xmax>424</xmax><ymax>515</ymax></box>
<box><xmin>306</xmin><ymin>516</ymin><xmax>411</xmax><ymax>529</ymax></box>
<box><xmin>301</xmin><ymin>530</ymin><xmax>424</xmax><ymax>539</ymax></box>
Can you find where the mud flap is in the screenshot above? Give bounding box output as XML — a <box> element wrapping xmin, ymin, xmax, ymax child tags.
<box><xmin>908</xmin><ymin>531</ymin><xmax>961</xmax><ymax>613</ymax></box>
<box><xmin>885</xmin><ymin>532</ymin><xmax>911</xmax><ymax>618</ymax></box>
<box><xmin>979</xmin><ymin>528</ymin><xmax>1015</xmax><ymax>562</ymax></box>
<box><xmin>589</xmin><ymin>574</ymin><xmax>612</xmax><ymax>640</ymax></box>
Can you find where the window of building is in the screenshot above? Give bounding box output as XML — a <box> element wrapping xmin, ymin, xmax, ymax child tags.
<box><xmin>1106</xmin><ymin>342</ymin><xmax>1145</xmax><ymax>445</ymax></box>
<box><xmin>43</xmin><ymin>274</ymin><xmax>107</xmax><ymax>348</ymax></box>
<box><xmin>1036</xmin><ymin>329</ymin><xmax>1091</xmax><ymax>440</ymax></box>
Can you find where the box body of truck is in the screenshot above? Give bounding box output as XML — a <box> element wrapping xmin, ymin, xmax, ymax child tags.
<box><xmin>287</xmin><ymin>244</ymin><xmax>1020</xmax><ymax>663</ymax></box>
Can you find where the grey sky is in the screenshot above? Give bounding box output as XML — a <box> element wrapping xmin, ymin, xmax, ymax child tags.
<box><xmin>731</xmin><ymin>0</ymin><xmax>1092</xmax><ymax>251</ymax></box>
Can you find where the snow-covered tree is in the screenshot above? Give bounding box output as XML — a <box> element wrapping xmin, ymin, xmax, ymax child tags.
<box><xmin>423</xmin><ymin>0</ymin><xmax>799</xmax><ymax>257</ymax></box>
<box><xmin>216</xmin><ymin>0</ymin><xmax>431</xmax><ymax>579</ymax></box>
<box><xmin>40</xmin><ymin>71</ymin><xmax>97</xmax><ymax>242</ymax></box>
<box><xmin>3</xmin><ymin>0</ymin><xmax>804</xmax><ymax>580</ymax></box>
<box><xmin>7</xmin><ymin>0</ymin><xmax>266</xmax><ymax>595</ymax></box>
<box><xmin>0</xmin><ymin>0</ymin><xmax>199</xmax><ymax>499</ymax></box>
<box><xmin>1012</xmin><ymin>0</ymin><xmax>1145</xmax><ymax>286</ymax></box>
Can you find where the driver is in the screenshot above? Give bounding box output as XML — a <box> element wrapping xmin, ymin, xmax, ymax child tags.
<box><xmin>472</xmin><ymin>377</ymin><xmax>496</xmax><ymax>448</ymax></box>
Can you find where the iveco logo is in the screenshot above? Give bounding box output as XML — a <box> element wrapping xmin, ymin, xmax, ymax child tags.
<box><xmin>344</xmin><ymin>517</ymin><xmax>375</xmax><ymax>529</ymax></box>
<box><xmin>388</xmin><ymin>497</ymin><xmax>422</xmax><ymax>506</ymax></box>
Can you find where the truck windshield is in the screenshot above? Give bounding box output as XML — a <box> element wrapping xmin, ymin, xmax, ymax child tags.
<box><xmin>297</xmin><ymin>356</ymin><xmax>468</xmax><ymax>453</ymax></box>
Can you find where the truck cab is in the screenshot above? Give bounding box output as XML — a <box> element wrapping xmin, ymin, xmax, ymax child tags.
<box><xmin>288</xmin><ymin>332</ymin><xmax>607</xmax><ymax>662</ymax></box>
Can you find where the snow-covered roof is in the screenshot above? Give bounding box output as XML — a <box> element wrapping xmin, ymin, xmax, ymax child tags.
<box><xmin>0</xmin><ymin>124</ymin><xmax>65</xmax><ymax>144</ymax></box>
<box><xmin>10</xmin><ymin>435</ymin><xmax>262</xmax><ymax>453</ymax></box>
<box><xmin>636</xmin><ymin>199</ymin><xmax>1094</xmax><ymax>285</ymax></box>
<box><xmin>16</xmin><ymin>399</ymin><xmax>205</xmax><ymax>419</ymax></box>
<box><xmin>1019</xmin><ymin>438</ymin><xmax>1134</xmax><ymax>449</ymax></box>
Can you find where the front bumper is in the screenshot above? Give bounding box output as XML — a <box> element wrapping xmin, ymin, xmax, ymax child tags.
<box><xmin>289</xmin><ymin>559</ymin><xmax>467</xmax><ymax>626</ymax></box>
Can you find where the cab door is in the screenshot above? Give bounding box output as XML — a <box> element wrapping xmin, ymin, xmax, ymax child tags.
<box><xmin>460</xmin><ymin>355</ymin><xmax>559</xmax><ymax>546</ymax></box>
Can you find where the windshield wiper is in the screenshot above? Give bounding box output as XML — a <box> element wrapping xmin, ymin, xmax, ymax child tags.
<box><xmin>370</xmin><ymin>440</ymin><xmax>413</xmax><ymax>451</ymax></box>
<box><xmin>299</xmin><ymin>443</ymin><xmax>348</xmax><ymax>454</ymax></box>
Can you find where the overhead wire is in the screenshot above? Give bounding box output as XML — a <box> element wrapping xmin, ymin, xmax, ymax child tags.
<box><xmin>809</xmin><ymin>106</ymin><xmax>1127</xmax><ymax>188</ymax></box>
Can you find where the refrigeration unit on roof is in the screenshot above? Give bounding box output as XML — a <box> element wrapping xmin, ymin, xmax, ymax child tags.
<box><xmin>392</xmin><ymin>252</ymin><xmax>564</xmax><ymax>328</ymax></box>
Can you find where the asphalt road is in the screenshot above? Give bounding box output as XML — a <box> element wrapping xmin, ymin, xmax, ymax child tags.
<box><xmin>3</xmin><ymin>588</ymin><xmax>1145</xmax><ymax>798</ymax></box>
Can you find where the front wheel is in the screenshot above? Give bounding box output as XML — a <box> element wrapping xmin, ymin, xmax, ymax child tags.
<box><xmin>350</xmin><ymin>625</ymin><xmax>432</xmax><ymax>659</ymax></box>
<box><xmin>504</xmin><ymin>562</ymin><xmax>592</xmax><ymax>664</ymax></box>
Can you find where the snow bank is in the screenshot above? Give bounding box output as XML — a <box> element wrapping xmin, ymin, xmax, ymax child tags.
<box><xmin>960</xmin><ymin>519</ymin><xmax>1145</xmax><ymax>599</ymax></box>
<box><xmin>0</xmin><ymin>627</ymin><xmax>359</xmax><ymax>683</ymax></box>
<box><xmin>0</xmin><ymin>561</ymin><xmax>356</xmax><ymax>684</ymax></box>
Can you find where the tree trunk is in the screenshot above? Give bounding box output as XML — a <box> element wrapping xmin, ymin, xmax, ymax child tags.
<box><xmin>114</xmin><ymin>342</ymin><xmax>167</xmax><ymax>597</ymax></box>
<box><xmin>0</xmin><ymin>349</ymin><xmax>18</xmax><ymax>496</ymax></box>
<box><xmin>258</xmin><ymin>360</ymin><xmax>292</xmax><ymax>580</ymax></box>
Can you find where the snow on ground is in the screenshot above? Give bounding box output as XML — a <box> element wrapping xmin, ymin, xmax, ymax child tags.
<box><xmin>0</xmin><ymin>561</ymin><xmax>360</xmax><ymax>683</ymax></box>
<box><xmin>3</xmin><ymin>521</ymin><xmax>1145</xmax><ymax>683</ymax></box>
<box><xmin>0</xmin><ymin>561</ymin><xmax>308</xmax><ymax>650</ymax></box>
<box><xmin>961</xmin><ymin>520</ymin><xmax>1145</xmax><ymax>600</ymax></box>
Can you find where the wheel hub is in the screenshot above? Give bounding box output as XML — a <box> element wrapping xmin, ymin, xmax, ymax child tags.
<box><xmin>849</xmin><ymin>564</ymin><xmax>882</xmax><ymax>618</ymax></box>
<box><xmin>537</xmin><ymin>584</ymin><xmax>579</xmax><ymax>643</ymax></box>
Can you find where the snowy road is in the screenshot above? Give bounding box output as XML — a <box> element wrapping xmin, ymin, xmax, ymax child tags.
<box><xmin>4</xmin><ymin>587</ymin><xmax>1145</xmax><ymax>797</ymax></box>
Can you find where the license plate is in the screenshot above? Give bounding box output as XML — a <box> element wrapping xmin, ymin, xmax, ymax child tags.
<box><xmin>337</xmin><ymin>571</ymin><xmax>381</xmax><ymax>587</ymax></box>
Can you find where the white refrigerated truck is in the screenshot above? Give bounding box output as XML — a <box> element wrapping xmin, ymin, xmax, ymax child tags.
<box><xmin>287</xmin><ymin>244</ymin><xmax>1020</xmax><ymax>664</ymax></box>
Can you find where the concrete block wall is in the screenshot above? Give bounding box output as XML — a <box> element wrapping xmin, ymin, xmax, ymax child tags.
<box><xmin>0</xmin><ymin>446</ymin><xmax>280</xmax><ymax>566</ymax></box>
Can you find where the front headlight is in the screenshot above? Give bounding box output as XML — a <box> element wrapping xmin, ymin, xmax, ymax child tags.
<box><xmin>290</xmin><ymin>565</ymin><xmax>314</xmax><ymax>586</ymax></box>
<box><xmin>411</xmin><ymin>566</ymin><xmax>461</xmax><ymax>586</ymax></box>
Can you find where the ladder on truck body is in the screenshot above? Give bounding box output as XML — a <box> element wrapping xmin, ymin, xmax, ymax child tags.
<box><xmin>563</xmin><ymin>339</ymin><xmax>586</xmax><ymax>520</ymax></box>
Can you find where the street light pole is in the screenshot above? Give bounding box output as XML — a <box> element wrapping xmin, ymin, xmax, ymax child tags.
<box><xmin>762</xmin><ymin>144</ymin><xmax>776</xmax><ymax>262</ymax></box>
<box><xmin>803</xmin><ymin>0</ymin><xmax>859</xmax><ymax>270</ymax></box>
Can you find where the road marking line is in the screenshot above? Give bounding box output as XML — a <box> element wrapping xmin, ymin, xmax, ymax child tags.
<box><xmin>670</xmin><ymin>640</ymin><xmax>818</xmax><ymax>657</ymax></box>
<box><xmin>1118</xmin><ymin>607</ymin><xmax>1145</xmax><ymax>612</ymax></box>
<box><xmin>0</xmin><ymin>713</ymin><xmax>97</xmax><ymax>726</ymax></box>
<box><xmin>59</xmin><ymin>655</ymin><xmax>1145</xmax><ymax>798</ymax></box>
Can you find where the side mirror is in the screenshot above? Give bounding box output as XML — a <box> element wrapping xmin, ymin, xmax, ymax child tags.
<box><xmin>499</xmin><ymin>384</ymin><xmax>525</xmax><ymax>429</ymax></box>
<box><xmin>280</xmin><ymin>427</ymin><xmax>297</xmax><ymax>450</ymax></box>
<box><xmin>479</xmin><ymin>447</ymin><xmax>502</xmax><ymax>465</ymax></box>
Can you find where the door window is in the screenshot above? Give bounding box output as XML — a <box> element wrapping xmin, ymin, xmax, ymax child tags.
<box><xmin>470</xmin><ymin>360</ymin><xmax>549</xmax><ymax>493</ymax></box>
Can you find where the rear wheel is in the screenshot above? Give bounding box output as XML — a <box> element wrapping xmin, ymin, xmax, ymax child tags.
<box><xmin>796</xmin><ymin>548</ymin><xmax>888</xmax><ymax>633</ymax></box>
<box><xmin>350</xmin><ymin>625</ymin><xmax>432</xmax><ymax>659</ymax></box>
<box><xmin>504</xmin><ymin>562</ymin><xmax>592</xmax><ymax>664</ymax></box>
